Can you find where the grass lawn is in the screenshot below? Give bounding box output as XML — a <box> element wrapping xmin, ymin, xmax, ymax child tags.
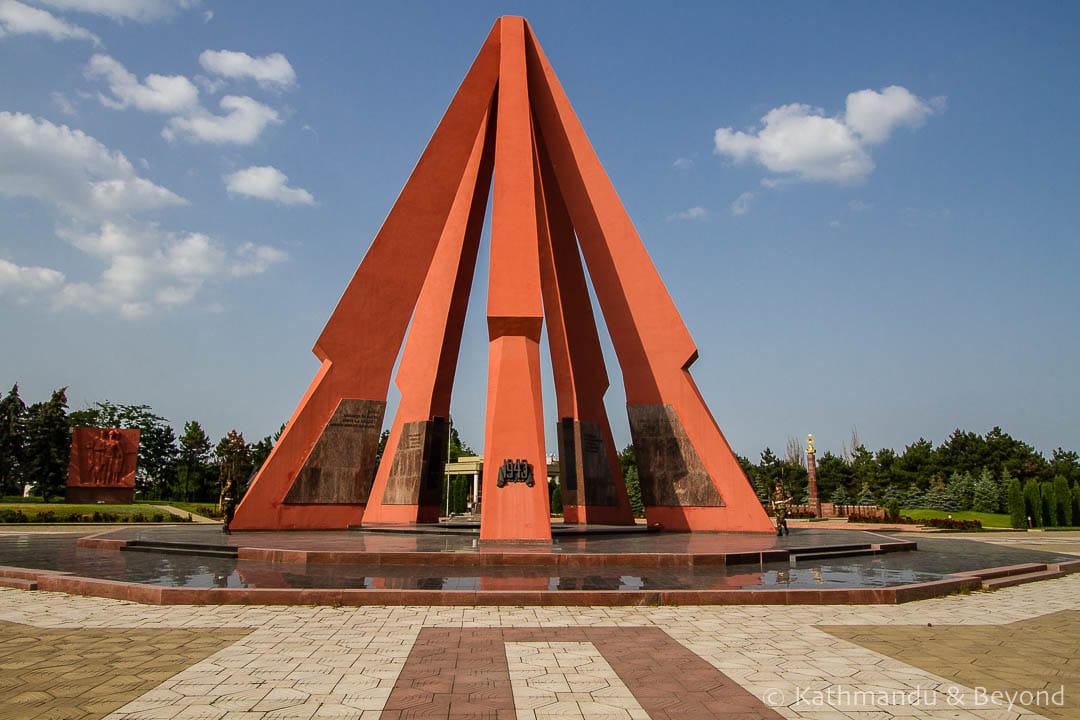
<box><xmin>0</xmin><ymin>502</ymin><xmax>188</xmax><ymax>521</ymax></box>
<box><xmin>138</xmin><ymin>500</ymin><xmax>221</xmax><ymax>519</ymax></box>
<box><xmin>902</xmin><ymin>508</ymin><xmax>1014</xmax><ymax>528</ymax></box>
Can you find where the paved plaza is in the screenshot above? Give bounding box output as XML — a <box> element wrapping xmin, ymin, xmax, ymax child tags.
<box><xmin>0</xmin><ymin>533</ymin><xmax>1077</xmax><ymax>720</ymax></box>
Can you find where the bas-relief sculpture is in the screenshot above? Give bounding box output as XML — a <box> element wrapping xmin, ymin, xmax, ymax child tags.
<box><xmin>67</xmin><ymin>427</ymin><xmax>140</xmax><ymax>504</ymax></box>
<box><xmin>232</xmin><ymin>17</ymin><xmax>774</xmax><ymax>538</ymax></box>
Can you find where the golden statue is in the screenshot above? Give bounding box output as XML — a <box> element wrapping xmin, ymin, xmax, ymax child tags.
<box><xmin>806</xmin><ymin>433</ymin><xmax>815</xmax><ymax>455</ymax></box>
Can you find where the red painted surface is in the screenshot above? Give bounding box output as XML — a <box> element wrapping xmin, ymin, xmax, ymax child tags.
<box><xmin>232</xmin><ymin>24</ymin><xmax>501</xmax><ymax>530</ymax></box>
<box><xmin>233</xmin><ymin>16</ymin><xmax>771</xmax><ymax>536</ymax></box>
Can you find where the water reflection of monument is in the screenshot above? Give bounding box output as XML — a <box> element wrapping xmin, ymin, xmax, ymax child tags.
<box><xmin>67</xmin><ymin>427</ymin><xmax>140</xmax><ymax>503</ymax></box>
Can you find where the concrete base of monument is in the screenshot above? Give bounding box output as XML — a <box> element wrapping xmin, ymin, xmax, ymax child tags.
<box><xmin>2</xmin><ymin>526</ymin><xmax>1079</xmax><ymax>606</ymax></box>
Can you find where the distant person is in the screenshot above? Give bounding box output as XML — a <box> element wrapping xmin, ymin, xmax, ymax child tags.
<box><xmin>221</xmin><ymin>480</ymin><xmax>237</xmax><ymax>535</ymax></box>
<box><xmin>771</xmin><ymin>483</ymin><xmax>792</xmax><ymax>537</ymax></box>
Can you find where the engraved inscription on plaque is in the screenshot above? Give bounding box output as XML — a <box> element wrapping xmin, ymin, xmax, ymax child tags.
<box><xmin>382</xmin><ymin>418</ymin><xmax>448</xmax><ymax>506</ymax></box>
<box><xmin>496</xmin><ymin>459</ymin><xmax>535</xmax><ymax>487</ymax></box>
<box><xmin>627</xmin><ymin>404</ymin><xmax>724</xmax><ymax>507</ymax></box>
<box><xmin>557</xmin><ymin>418</ymin><xmax>617</xmax><ymax>506</ymax></box>
<box><xmin>284</xmin><ymin>399</ymin><xmax>386</xmax><ymax>504</ymax></box>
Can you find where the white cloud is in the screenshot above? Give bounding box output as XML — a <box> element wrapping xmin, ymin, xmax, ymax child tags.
<box><xmin>231</xmin><ymin>242</ymin><xmax>287</xmax><ymax>277</ymax></box>
<box><xmin>51</xmin><ymin>220</ymin><xmax>286</xmax><ymax>316</ymax></box>
<box><xmin>85</xmin><ymin>54</ymin><xmax>199</xmax><ymax>114</ymax></box>
<box><xmin>672</xmin><ymin>156</ymin><xmax>694</xmax><ymax>170</ymax></box>
<box><xmin>845</xmin><ymin>86</ymin><xmax>938</xmax><ymax>143</ymax></box>
<box><xmin>35</xmin><ymin>0</ymin><xmax>196</xmax><ymax>23</ymax></box>
<box><xmin>201</xmin><ymin>9</ymin><xmax>211</xmax><ymax>23</ymax></box>
<box><xmin>224</xmin><ymin>165</ymin><xmax>315</xmax><ymax>206</ymax></box>
<box><xmin>162</xmin><ymin>95</ymin><xmax>280</xmax><ymax>144</ymax></box>
<box><xmin>0</xmin><ymin>111</ymin><xmax>186</xmax><ymax>221</ymax></box>
<box><xmin>667</xmin><ymin>206</ymin><xmax>707</xmax><ymax>222</ymax></box>
<box><xmin>730</xmin><ymin>191</ymin><xmax>754</xmax><ymax>216</ymax></box>
<box><xmin>51</xmin><ymin>91</ymin><xmax>77</xmax><ymax>116</ymax></box>
<box><xmin>0</xmin><ymin>0</ymin><xmax>100</xmax><ymax>45</ymax></box>
<box><xmin>199</xmin><ymin>49</ymin><xmax>297</xmax><ymax>90</ymax></box>
<box><xmin>0</xmin><ymin>257</ymin><xmax>66</xmax><ymax>303</ymax></box>
<box><xmin>714</xmin><ymin>85</ymin><xmax>943</xmax><ymax>185</ymax></box>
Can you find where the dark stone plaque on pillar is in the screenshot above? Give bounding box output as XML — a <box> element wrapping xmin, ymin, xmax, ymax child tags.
<box><xmin>557</xmin><ymin>418</ymin><xmax>617</xmax><ymax>507</ymax></box>
<box><xmin>284</xmin><ymin>399</ymin><xmax>386</xmax><ymax>504</ymax></box>
<box><xmin>627</xmin><ymin>404</ymin><xmax>724</xmax><ymax>507</ymax></box>
<box><xmin>382</xmin><ymin>417</ymin><xmax>449</xmax><ymax>506</ymax></box>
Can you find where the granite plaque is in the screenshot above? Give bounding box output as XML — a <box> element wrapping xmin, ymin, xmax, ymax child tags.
<box><xmin>627</xmin><ymin>404</ymin><xmax>724</xmax><ymax>507</ymax></box>
<box><xmin>284</xmin><ymin>399</ymin><xmax>385</xmax><ymax>504</ymax></box>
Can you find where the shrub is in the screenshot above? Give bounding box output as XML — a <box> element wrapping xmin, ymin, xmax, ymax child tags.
<box><xmin>886</xmin><ymin>498</ymin><xmax>901</xmax><ymax>519</ymax></box>
<box><xmin>924</xmin><ymin>517</ymin><xmax>982</xmax><ymax>531</ymax></box>
<box><xmin>847</xmin><ymin>514</ymin><xmax>916</xmax><ymax>525</ymax></box>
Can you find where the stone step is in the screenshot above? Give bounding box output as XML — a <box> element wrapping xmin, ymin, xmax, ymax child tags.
<box><xmin>0</xmin><ymin>577</ymin><xmax>37</xmax><ymax>590</ymax></box>
<box><xmin>122</xmin><ymin>542</ymin><xmax>238</xmax><ymax>559</ymax></box>
<box><xmin>982</xmin><ymin>569</ymin><xmax>1066</xmax><ymax>590</ymax></box>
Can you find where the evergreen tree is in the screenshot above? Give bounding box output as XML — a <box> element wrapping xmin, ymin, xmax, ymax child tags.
<box><xmin>1023</xmin><ymin>478</ymin><xmax>1043</xmax><ymax>527</ymax></box>
<box><xmin>1040</xmin><ymin>482</ymin><xmax>1057</xmax><ymax>528</ymax></box>
<box><xmin>856</xmin><ymin>482</ymin><xmax>876</xmax><ymax>506</ymax></box>
<box><xmin>623</xmin><ymin>464</ymin><xmax>644</xmax><ymax>517</ymax></box>
<box><xmin>178</xmin><ymin>421</ymin><xmax>213</xmax><ymax>502</ymax></box>
<box><xmin>0</xmin><ymin>384</ymin><xmax>27</xmax><ymax>496</ymax></box>
<box><xmin>249</xmin><ymin>435</ymin><xmax>274</xmax><ymax>476</ymax></box>
<box><xmin>25</xmin><ymin>389</ymin><xmax>70</xmax><ymax>502</ymax></box>
<box><xmin>1006</xmin><ymin>477</ymin><xmax>1026</xmax><ymax>529</ymax></box>
<box><xmin>1052</xmin><ymin>476</ymin><xmax>1072</xmax><ymax>526</ymax></box>
<box><xmin>215</xmin><ymin>430</ymin><xmax>249</xmax><ymax>509</ymax></box>
<box><xmin>829</xmin><ymin>486</ymin><xmax>850</xmax><ymax>506</ymax></box>
<box><xmin>550</xmin><ymin>480</ymin><xmax>562</xmax><ymax>515</ymax></box>
<box><xmin>903</xmin><ymin>482</ymin><xmax>926</xmax><ymax>509</ymax></box>
<box><xmin>945</xmin><ymin>471</ymin><xmax>976</xmax><ymax>510</ymax></box>
<box><xmin>923</xmin><ymin>479</ymin><xmax>958</xmax><ymax>511</ymax></box>
<box><xmin>971</xmin><ymin>468</ymin><xmax>1001</xmax><ymax>513</ymax></box>
<box><xmin>1073</xmin><ymin>484</ymin><xmax>1080</xmax><ymax>527</ymax></box>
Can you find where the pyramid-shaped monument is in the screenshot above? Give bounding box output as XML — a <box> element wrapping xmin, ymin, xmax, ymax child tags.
<box><xmin>232</xmin><ymin>17</ymin><xmax>774</xmax><ymax>540</ymax></box>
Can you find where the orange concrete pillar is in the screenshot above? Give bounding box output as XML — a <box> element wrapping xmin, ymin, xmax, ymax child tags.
<box><xmin>232</xmin><ymin>25</ymin><xmax>501</xmax><ymax>530</ymax></box>
<box><xmin>479</xmin><ymin>17</ymin><xmax>551</xmax><ymax>543</ymax></box>
<box><xmin>362</xmin><ymin>107</ymin><xmax>496</xmax><ymax>525</ymax></box>
<box><xmin>523</xmin><ymin>21</ymin><xmax>772</xmax><ymax>533</ymax></box>
<box><xmin>534</xmin><ymin>134</ymin><xmax>634</xmax><ymax>526</ymax></box>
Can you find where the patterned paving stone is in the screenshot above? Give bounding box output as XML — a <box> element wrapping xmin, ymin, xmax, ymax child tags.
<box><xmin>821</xmin><ymin>610</ymin><xmax>1078</xmax><ymax>720</ymax></box>
<box><xmin>0</xmin><ymin>571</ymin><xmax>1077</xmax><ymax>719</ymax></box>
<box><xmin>0</xmin><ymin>619</ymin><xmax>250</xmax><ymax>720</ymax></box>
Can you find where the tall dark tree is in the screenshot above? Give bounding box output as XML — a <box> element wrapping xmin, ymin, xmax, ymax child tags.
<box><xmin>1052</xmin><ymin>476</ymin><xmax>1072</xmax><ymax>526</ymax></box>
<box><xmin>814</xmin><ymin>451</ymin><xmax>851</xmax><ymax>503</ymax></box>
<box><xmin>249</xmin><ymin>435</ymin><xmax>275</xmax><ymax>476</ymax></box>
<box><xmin>0</xmin><ymin>384</ymin><xmax>27</xmax><ymax>496</ymax></box>
<box><xmin>25</xmin><ymin>389</ymin><xmax>70</xmax><ymax>502</ymax></box>
<box><xmin>215</xmin><ymin>430</ymin><xmax>250</xmax><ymax>509</ymax></box>
<box><xmin>1048</xmin><ymin>448</ymin><xmax>1080</xmax><ymax>486</ymax></box>
<box><xmin>896</xmin><ymin>438</ymin><xmax>937</xmax><ymax>489</ymax></box>
<box><xmin>1023</xmin><ymin>478</ymin><xmax>1043</xmax><ymax>527</ymax></box>
<box><xmin>177</xmin><ymin>421</ymin><xmax>213</xmax><ymax>502</ymax></box>
<box><xmin>1006</xmin><ymin>476</ymin><xmax>1026</xmax><ymax>529</ymax></box>
<box><xmin>619</xmin><ymin>444</ymin><xmax>644</xmax><ymax>516</ymax></box>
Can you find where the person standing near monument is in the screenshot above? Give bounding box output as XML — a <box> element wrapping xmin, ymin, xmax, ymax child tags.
<box><xmin>221</xmin><ymin>480</ymin><xmax>237</xmax><ymax>535</ymax></box>
<box><xmin>772</xmin><ymin>483</ymin><xmax>792</xmax><ymax>537</ymax></box>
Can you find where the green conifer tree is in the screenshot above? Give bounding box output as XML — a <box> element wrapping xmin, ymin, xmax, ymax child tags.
<box><xmin>1052</xmin><ymin>476</ymin><xmax>1071</xmax><ymax>526</ymax></box>
<box><xmin>25</xmin><ymin>389</ymin><xmax>70</xmax><ymax>502</ymax></box>
<box><xmin>1006</xmin><ymin>477</ymin><xmax>1026</xmax><ymax>529</ymax></box>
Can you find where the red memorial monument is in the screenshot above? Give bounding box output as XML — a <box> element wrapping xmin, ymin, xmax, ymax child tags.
<box><xmin>67</xmin><ymin>427</ymin><xmax>140</xmax><ymax>504</ymax></box>
<box><xmin>232</xmin><ymin>17</ymin><xmax>774</xmax><ymax>539</ymax></box>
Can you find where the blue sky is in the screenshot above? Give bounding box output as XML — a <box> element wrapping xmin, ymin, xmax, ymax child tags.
<box><xmin>1</xmin><ymin>1</ymin><xmax>1077</xmax><ymax>460</ymax></box>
